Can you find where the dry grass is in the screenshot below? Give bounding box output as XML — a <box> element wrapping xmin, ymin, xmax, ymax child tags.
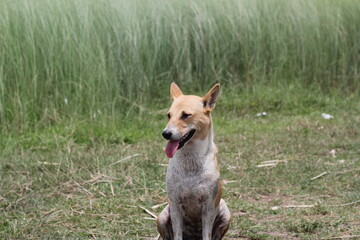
<box><xmin>1</xmin><ymin>108</ymin><xmax>360</xmax><ymax>239</ymax></box>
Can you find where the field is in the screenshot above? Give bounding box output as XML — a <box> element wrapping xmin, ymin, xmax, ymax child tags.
<box><xmin>1</xmin><ymin>0</ymin><xmax>360</xmax><ymax>239</ymax></box>
<box><xmin>1</xmin><ymin>107</ymin><xmax>360</xmax><ymax>239</ymax></box>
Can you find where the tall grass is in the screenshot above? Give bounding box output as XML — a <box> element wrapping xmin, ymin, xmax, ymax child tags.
<box><xmin>0</xmin><ymin>0</ymin><xmax>359</xmax><ymax>130</ymax></box>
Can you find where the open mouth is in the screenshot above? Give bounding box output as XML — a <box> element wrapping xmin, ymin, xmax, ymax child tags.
<box><xmin>165</xmin><ymin>129</ymin><xmax>196</xmax><ymax>158</ymax></box>
<box><xmin>178</xmin><ymin>129</ymin><xmax>196</xmax><ymax>150</ymax></box>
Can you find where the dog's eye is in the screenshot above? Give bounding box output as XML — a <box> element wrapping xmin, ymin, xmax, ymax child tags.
<box><xmin>181</xmin><ymin>113</ymin><xmax>192</xmax><ymax>120</ymax></box>
<box><xmin>167</xmin><ymin>113</ymin><xmax>171</xmax><ymax>119</ymax></box>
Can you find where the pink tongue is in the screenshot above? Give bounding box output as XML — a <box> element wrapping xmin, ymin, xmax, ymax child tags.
<box><xmin>165</xmin><ymin>141</ymin><xmax>180</xmax><ymax>158</ymax></box>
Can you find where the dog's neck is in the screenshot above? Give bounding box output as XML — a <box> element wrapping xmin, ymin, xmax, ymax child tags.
<box><xmin>172</xmin><ymin>124</ymin><xmax>216</xmax><ymax>174</ymax></box>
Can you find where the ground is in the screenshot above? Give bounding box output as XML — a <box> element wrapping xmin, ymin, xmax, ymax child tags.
<box><xmin>1</xmin><ymin>109</ymin><xmax>360</xmax><ymax>239</ymax></box>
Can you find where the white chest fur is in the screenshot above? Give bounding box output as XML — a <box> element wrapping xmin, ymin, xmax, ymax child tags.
<box><xmin>166</xmin><ymin>138</ymin><xmax>220</xmax><ymax>217</ymax></box>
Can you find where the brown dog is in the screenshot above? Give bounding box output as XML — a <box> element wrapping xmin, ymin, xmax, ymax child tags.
<box><xmin>157</xmin><ymin>83</ymin><xmax>230</xmax><ymax>240</ymax></box>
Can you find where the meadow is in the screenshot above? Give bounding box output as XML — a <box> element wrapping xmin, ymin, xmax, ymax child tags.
<box><xmin>0</xmin><ymin>0</ymin><xmax>360</xmax><ymax>239</ymax></box>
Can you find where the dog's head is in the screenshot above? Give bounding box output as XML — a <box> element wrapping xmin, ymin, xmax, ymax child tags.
<box><xmin>162</xmin><ymin>82</ymin><xmax>220</xmax><ymax>158</ymax></box>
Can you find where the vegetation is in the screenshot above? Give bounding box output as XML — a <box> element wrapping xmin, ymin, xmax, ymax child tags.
<box><xmin>0</xmin><ymin>0</ymin><xmax>359</xmax><ymax>131</ymax></box>
<box><xmin>0</xmin><ymin>0</ymin><xmax>359</xmax><ymax>239</ymax></box>
<box><xmin>1</xmin><ymin>110</ymin><xmax>360</xmax><ymax>239</ymax></box>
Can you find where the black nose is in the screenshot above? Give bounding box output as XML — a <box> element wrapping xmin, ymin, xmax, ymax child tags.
<box><xmin>162</xmin><ymin>130</ymin><xmax>172</xmax><ymax>140</ymax></box>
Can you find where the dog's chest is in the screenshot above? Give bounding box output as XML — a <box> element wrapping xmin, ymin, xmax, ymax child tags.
<box><xmin>166</xmin><ymin>156</ymin><xmax>219</xmax><ymax>216</ymax></box>
<box><xmin>175</xmin><ymin>177</ymin><xmax>207</xmax><ymax>215</ymax></box>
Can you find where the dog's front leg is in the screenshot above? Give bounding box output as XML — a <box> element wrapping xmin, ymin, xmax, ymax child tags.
<box><xmin>170</xmin><ymin>202</ymin><xmax>183</xmax><ymax>240</ymax></box>
<box><xmin>202</xmin><ymin>203</ymin><xmax>217</xmax><ymax>240</ymax></box>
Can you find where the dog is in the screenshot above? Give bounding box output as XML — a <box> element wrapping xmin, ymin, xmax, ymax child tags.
<box><xmin>157</xmin><ymin>83</ymin><xmax>231</xmax><ymax>240</ymax></box>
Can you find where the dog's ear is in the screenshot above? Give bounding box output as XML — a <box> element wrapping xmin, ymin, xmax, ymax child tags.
<box><xmin>170</xmin><ymin>82</ymin><xmax>183</xmax><ymax>100</ymax></box>
<box><xmin>203</xmin><ymin>84</ymin><xmax>220</xmax><ymax>111</ymax></box>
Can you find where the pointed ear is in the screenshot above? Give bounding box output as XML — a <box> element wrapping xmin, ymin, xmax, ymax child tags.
<box><xmin>203</xmin><ymin>84</ymin><xmax>220</xmax><ymax>111</ymax></box>
<box><xmin>170</xmin><ymin>82</ymin><xmax>183</xmax><ymax>100</ymax></box>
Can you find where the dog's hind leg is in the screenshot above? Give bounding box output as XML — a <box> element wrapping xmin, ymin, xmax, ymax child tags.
<box><xmin>211</xmin><ymin>199</ymin><xmax>231</xmax><ymax>240</ymax></box>
<box><xmin>157</xmin><ymin>204</ymin><xmax>173</xmax><ymax>240</ymax></box>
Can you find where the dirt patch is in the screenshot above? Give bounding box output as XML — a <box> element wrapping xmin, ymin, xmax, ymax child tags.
<box><xmin>259</xmin><ymin>231</ymin><xmax>300</xmax><ymax>240</ymax></box>
<box><xmin>241</xmin><ymin>193</ymin><xmax>285</xmax><ymax>204</ymax></box>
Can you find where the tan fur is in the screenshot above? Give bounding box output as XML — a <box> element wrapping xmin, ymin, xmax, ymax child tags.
<box><xmin>215</xmin><ymin>182</ymin><xmax>222</xmax><ymax>207</ymax></box>
<box><xmin>157</xmin><ymin>83</ymin><xmax>231</xmax><ymax>240</ymax></box>
<box><xmin>170</xmin><ymin>82</ymin><xmax>183</xmax><ymax>99</ymax></box>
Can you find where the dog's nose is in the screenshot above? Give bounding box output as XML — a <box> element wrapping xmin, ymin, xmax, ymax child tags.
<box><xmin>162</xmin><ymin>130</ymin><xmax>172</xmax><ymax>140</ymax></box>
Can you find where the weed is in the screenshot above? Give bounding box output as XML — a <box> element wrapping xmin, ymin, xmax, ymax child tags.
<box><xmin>285</xmin><ymin>219</ymin><xmax>322</xmax><ymax>234</ymax></box>
<box><xmin>0</xmin><ymin>0</ymin><xmax>360</xmax><ymax>131</ymax></box>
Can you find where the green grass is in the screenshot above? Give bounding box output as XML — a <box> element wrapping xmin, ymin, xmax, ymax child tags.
<box><xmin>0</xmin><ymin>0</ymin><xmax>360</xmax><ymax>131</ymax></box>
<box><xmin>1</xmin><ymin>93</ymin><xmax>360</xmax><ymax>239</ymax></box>
<box><xmin>1</xmin><ymin>0</ymin><xmax>360</xmax><ymax>239</ymax></box>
